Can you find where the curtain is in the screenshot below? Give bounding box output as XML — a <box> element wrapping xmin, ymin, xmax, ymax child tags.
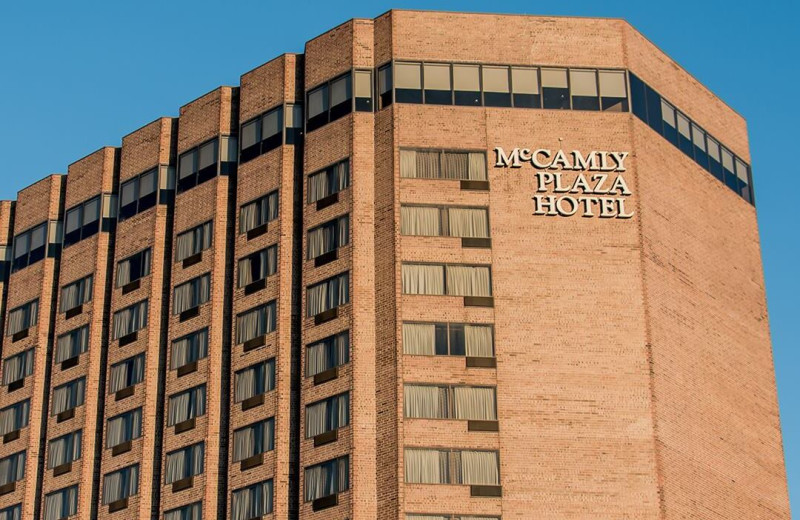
<box><xmin>60</xmin><ymin>277</ymin><xmax>90</xmax><ymax>312</ymax></box>
<box><xmin>448</xmin><ymin>208</ymin><xmax>488</xmax><ymax>238</ymax></box>
<box><xmin>107</xmin><ymin>409</ymin><xmax>141</xmax><ymax>448</ymax></box>
<box><xmin>308</xmin><ymin>170</ymin><xmax>328</xmax><ymax>203</ymax></box>
<box><xmin>103</xmin><ymin>465</ymin><xmax>138</xmax><ymax>504</ymax></box>
<box><xmin>113</xmin><ymin>301</ymin><xmax>147</xmax><ymax>339</ymax></box>
<box><xmin>174</xmin><ymin>275</ymin><xmax>209</xmax><ymax>314</ymax></box>
<box><xmin>232</xmin><ymin>481</ymin><xmax>272</xmax><ymax>520</ymax></box>
<box><xmin>235</xmin><ymin>363</ymin><xmax>270</xmax><ymax>402</ymax></box>
<box><xmin>460</xmin><ymin>451</ymin><xmax>499</xmax><ymax>485</ymax></box>
<box><xmin>402</xmin><ymin>323</ymin><xmax>436</xmax><ymax>355</ymax></box>
<box><xmin>267</xmin><ymin>192</ymin><xmax>279</xmax><ymax>221</ymax></box>
<box><xmin>400</xmin><ymin>150</ymin><xmax>416</xmax><ymax>178</ymax></box>
<box><xmin>0</xmin><ymin>505</ymin><xmax>21</xmax><ymax>520</ymax></box>
<box><xmin>446</xmin><ymin>266</ymin><xmax>491</xmax><ymax>296</ymax></box>
<box><xmin>0</xmin><ymin>401</ymin><xmax>28</xmax><ymax>436</ymax></box>
<box><xmin>52</xmin><ymin>379</ymin><xmax>84</xmax><ymax>415</ymax></box>
<box><xmin>404</xmin><ymin>385</ymin><xmax>448</xmax><ymax>419</ymax></box>
<box><xmin>2</xmin><ymin>350</ymin><xmax>33</xmax><ymax>385</ymax></box>
<box><xmin>165</xmin><ymin>502</ymin><xmax>202</xmax><ymax>520</ymax></box>
<box><xmin>109</xmin><ymin>354</ymin><xmax>144</xmax><ymax>393</ymax></box>
<box><xmin>306</xmin><ymin>332</ymin><xmax>349</xmax><ymax>376</ymax></box>
<box><xmin>402</xmin><ymin>264</ymin><xmax>444</xmax><ymax>295</ymax></box>
<box><xmin>176</xmin><ymin>223</ymin><xmax>210</xmax><ymax>261</ymax></box>
<box><xmin>404</xmin><ymin>449</ymin><xmax>448</xmax><ymax>484</ymax></box>
<box><xmin>233</xmin><ymin>419</ymin><xmax>273</xmax><ymax>462</ymax></box>
<box><xmin>168</xmin><ymin>386</ymin><xmax>205</xmax><ymax>426</ymax></box>
<box><xmin>237</xmin><ymin>304</ymin><xmax>272</xmax><ymax>344</ymax></box>
<box><xmin>48</xmin><ymin>431</ymin><xmax>81</xmax><ymax>468</ymax></box>
<box><xmin>308</xmin><ymin>222</ymin><xmax>336</xmax><ymax>259</ymax></box>
<box><xmin>468</xmin><ymin>152</ymin><xmax>488</xmax><ymax>180</ymax></box>
<box><xmin>55</xmin><ymin>325</ymin><xmax>89</xmax><ymax>363</ymax></box>
<box><xmin>415</xmin><ymin>151</ymin><xmax>440</xmax><ymax>179</ymax></box>
<box><xmin>166</xmin><ymin>443</ymin><xmax>204</xmax><ymax>484</ymax></box>
<box><xmin>305</xmin><ymin>393</ymin><xmax>349</xmax><ymax>438</ymax></box>
<box><xmin>0</xmin><ymin>452</ymin><xmax>24</xmax><ymax>485</ymax></box>
<box><xmin>441</xmin><ymin>152</ymin><xmax>469</xmax><ymax>180</ymax></box>
<box><xmin>240</xmin><ymin>202</ymin><xmax>259</xmax><ymax>233</ymax></box>
<box><xmin>172</xmin><ymin>330</ymin><xmax>207</xmax><ymax>369</ymax></box>
<box><xmin>44</xmin><ymin>486</ymin><xmax>77</xmax><ymax>520</ymax></box>
<box><xmin>406</xmin><ymin>516</ymin><xmax>449</xmax><ymax>520</ymax></box>
<box><xmin>401</xmin><ymin>207</ymin><xmax>441</xmax><ymax>236</ymax></box>
<box><xmin>307</xmin><ymin>274</ymin><xmax>348</xmax><ymax>316</ymax></box>
<box><xmin>453</xmin><ymin>387</ymin><xmax>497</xmax><ymax>421</ymax></box>
<box><xmin>465</xmin><ymin>325</ymin><xmax>493</xmax><ymax>357</ymax></box>
<box><xmin>116</xmin><ymin>257</ymin><xmax>131</xmax><ymax>287</ymax></box>
<box><xmin>305</xmin><ymin>457</ymin><xmax>348</xmax><ymax>502</ymax></box>
<box><xmin>335</xmin><ymin>162</ymin><xmax>349</xmax><ymax>191</ymax></box>
<box><xmin>7</xmin><ymin>301</ymin><xmax>36</xmax><ymax>336</ymax></box>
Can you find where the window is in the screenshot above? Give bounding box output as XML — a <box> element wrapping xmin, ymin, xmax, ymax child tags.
<box><xmin>233</xmin><ymin>418</ymin><xmax>275</xmax><ymax>462</ymax></box>
<box><xmin>692</xmin><ymin>123</ymin><xmax>709</xmax><ymax>169</ymax></box>
<box><xmin>7</xmin><ymin>300</ymin><xmax>38</xmax><ymax>336</ymax></box>
<box><xmin>378</xmin><ymin>64</ymin><xmax>393</xmax><ymax>108</ymax></box>
<box><xmin>511</xmin><ymin>66</ymin><xmax>540</xmax><ymax>108</ymax></box>
<box><xmin>421</xmin><ymin>63</ymin><xmax>450</xmax><ymax>104</ymax></box>
<box><xmin>676</xmin><ymin>111</ymin><xmax>693</xmax><ymax>157</ymax></box>
<box><xmin>112</xmin><ymin>300</ymin><xmax>148</xmax><ymax>340</ymax></box>
<box><xmin>109</xmin><ymin>354</ymin><xmax>145</xmax><ymax>393</ymax></box>
<box><xmin>171</xmin><ymin>329</ymin><xmax>208</xmax><ymax>370</ymax></box>
<box><xmin>164</xmin><ymin>502</ymin><xmax>202</xmax><ymax>520</ymax></box>
<box><xmin>306</xmin><ymin>272</ymin><xmax>349</xmax><ymax>317</ymax></box>
<box><xmin>407</xmin><ymin>515</ymin><xmax>500</xmax><ymax>520</ymax></box>
<box><xmin>51</xmin><ymin>378</ymin><xmax>85</xmax><ymax>415</ymax></box>
<box><xmin>453</xmin><ymin>64</ymin><xmax>480</xmax><ymax>106</ymax></box>
<box><xmin>116</xmin><ymin>249</ymin><xmax>151</xmax><ymax>288</ymax></box>
<box><xmin>165</xmin><ymin>442</ymin><xmax>204</xmax><ymax>484</ymax></box>
<box><xmin>404</xmin><ymin>385</ymin><xmax>497</xmax><ymax>421</ymax></box>
<box><xmin>175</xmin><ymin>221</ymin><xmax>213</xmax><ymax>262</ymax></box>
<box><xmin>55</xmin><ymin>325</ymin><xmax>89</xmax><ymax>364</ymax></box>
<box><xmin>177</xmin><ymin>138</ymin><xmax>218</xmax><ymax>193</ymax></box>
<box><xmin>660</xmin><ymin>99</ymin><xmax>678</xmax><ymax>145</ymax></box>
<box><xmin>106</xmin><ymin>408</ymin><xmax>142</xmax><ymax>448</ymax></box>
<box><xmin>599</xmin><ymin>70</ymin><xmax>628</xmax><ymax>111</ymax></box>
<box><xmin>12</xmin><ymin>221</ymin><xmax>59</xmax><ymax>273</ymax></box>
<box><xmin>45</xmin><ymin>486</ymin><xmax>78</xmax><ymax>520</ymax></box>
<box><xmin>234</xmin><ymin>360</ymin><xmax>275</xmax><ymax>403</ymax></box>
<box><xmin>401</xmin><ymin>206</ymin><xmax>489</xmax><ymax>238</ymax></box>
<box><xmin>307</xmin><ymin>72</ymin><xmax>356</xmax><ymax>132</ymax></box>
<box><xmin>401</xmin><ymin>264</ymin><xmax>492</xmax><ymax>297</ymax></box>
<box><xmin>48</xmin><ymin>430</ymin><xmax>82</xmax><ymax>468</ymax></box>
<box><xmin>0</xmin><ymin>504</ymin><xmax>21</xmax><ymax>520</ymax></box>
<box><xmin>483</xmin><ymin>65</ymin><xmax>511</xmax><ymax>107</ymax></box>
<box><xmin>354</xmin><ymin>70</ymin><xmax>373</xmax><ymax>111</ymax></box>
<box><xmin>308</xmin><ymin>159</ymin><xmax>350</xmax><ymax>203</ymax></box>
<box><xmin>285</xmin><ymin>104</ymin><xmax>303</xmax><ymax>144</ymax></box>
<box><xmin>102</xmin><ymin>465</ymin><xmax>139</xmax><ymax>504</ymax></box>
<box><xmin>569</xmin><ymin>69</ymin><xmax>599</xmax><ymax>111</ymax></box>
<box><xmin>404</xmin><ymin>449</ymin><xmax>499</xmax><ymax>486</ymax></box>
<box><xmin>238</xmin><ymin>245</ymin><xmax>278</xmax><ymax>287</ymax></box>
<box><xmin>706</xmin><ymin>136</ymin><xmax>723</xmax><ymax>181</ymax></box>
<box><xmin>0</xmin><ymin>451</ymin><xmax>25</xmax><ymax>485</ymax></box>
<box><xmin>173</xmin><ymin>273</ymin><xmax>210</xmax><ymax>314</ymax></box>
<box><xmin>64</xmin><ymin>194</ymin><xmax>115</xmax><ymax>247</ymax></box>
<box><xmin>395</xmin><ymin>62</ymin><xmax>422</xmax><ymax>103</ymax></box>
<box><xmin>60</xmin><ymin>275</ymin><xmax>93</xmax><ymax>313</ymax></box>
<box><xmin>231</xmin><ymin>480</ymin><xmax>273</xmax><ymax>520</ymax></box>
<box><xmin>399</xmin><ymin>150</ymin><xmax>487</xmax><ymax>181</ymax></box>
<box><xmin>735</xmin><ymin>158</ymin><xmax>752</xmax><ymax>203</ymax></box>
<box><xmin>119</xmin><ymin>168</ymin><xmax>158</xmax><ymax>221</ymax></box>
<box><xmin>403</xmin><ymin>322</ymin><xmax>494</xmax><ymax>357</ymax></box>
<box><xmin>306</xmin><ymin>330</ymin><xmax>350</xmax><ymax>377</ymax></box>
<box><xmin>541</xmin><ymin>68</ymin><xmax>569</xmax><ymax>109</ymax></box>
<box><xmin>304</xmin><ymin>456</ymin><xmax>349</xmax><ymax>502</ymax></box>
<box><xmin>239</xmin><ymin>191</ymin><xmax>279</xmax><ymax>234</ymax></box>
<box><xmin>307</xmin><ymin>215</ymin><xmax>349</xmax><ymax>259</ymax></box>
<box><xmin>241</xmin><ymin>106</ymin><xmax>284</xmax><ymax>163</ymax></box>
<box><xmin>2</xmin><ymin>349</ymin><xmax>34</xmax><ymax>386</ymax></box>
<box><xmin>235</xmin><ymin>302</ymin><xmax>277</xmax><ymax>344</ymax></box>
<box><xmin>305</xmin><ymin>392</ymin><xmax>349</xmax><ymax>438</ymax></box>
<box><xmin>0</xmin><ymin>400</ymin><xmax>29</xmax><ymax>436</ymax></box>
<box><xmin>167</xmin><ymin>385</ymin><xmax>206</xmax><ymax>426</ymax></box>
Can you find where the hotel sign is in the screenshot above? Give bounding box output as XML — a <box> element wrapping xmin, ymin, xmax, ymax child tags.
<box><xmin>494</xmin><ymin>148</ymin><xmax>634</xmax><ymax>219</ymax></box>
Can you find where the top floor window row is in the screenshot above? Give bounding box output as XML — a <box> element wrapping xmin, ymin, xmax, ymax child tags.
<box><xmin>629</xmin><ymin>72</ymin><xmax>753</xmax><ymax>205</ymax></box>
<box><xmin>240</xmin><ymin>104</ymin><xmax>303</xmax><ymax>163</ymax></box>
<box><xmin>64</xmin><ymin>194</ymin><xmax>116</xmax><ymax>248</ymax></box>
<box><xmin>381</xmin><ymin>62</ymin><xmax>628</xmax><ymax>112</ymax></box>
<box><xmin>11</xmin><ymin>220</ymin><xmax>61</xmax><ymax>273</ymax></box>
<box><xmin>119</xmin><ymin>165</ymin><xmax>175</xmax><ymax>222</ymax></box>
<box><xmin>306</xmin><ymin>70</ymin><xmax>373</xmax><ymax>132</ymax></box>
<box><xmin>177</xmin><ymin>136</ymin><xmax>238</xmax><ymax>194</ymax></box>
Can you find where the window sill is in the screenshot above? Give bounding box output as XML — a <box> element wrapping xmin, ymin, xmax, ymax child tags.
<box><xmin>11</xmin><ymin>328</ymin><xmax>29</xmax><ymax>342</ymax></box>
<box><xmin>240</xmin><ymin>452</ymin><xmax>264</xmax><ymax>471</ymax></box>
<box><xmin>108</xmin><ymin>498</ymin><xmax>129</xmax><ymax>513</ymax></box>
<box><xmin>463</xmin><ymin>296</ymin><xmax>494</xmax><ymax>308</ymax></box>
<box><xmin>121</xmin><ymin>279</ymin><xmax>141</xmax><ymax>295</ymax></box>
<box><xmin>65</xmin><ymin>305</ymin><xmax>83</xmax><ymax>320</ymax></box>
<box><xmin>118</xmin><ymin>331</ymin><xmax>138</xmax><ymax>346</ymax></box>
<box><xmin>2</xmin><ymin>430</ymin><xmax>20</xmax><ymax>443</ymax></box>
<box><xmin>468</xmin><ymin>420</ymin><xmax>499</xmax><ymax>432</ymax></box>
<box><xmin>176</xmin><ymin>360</ymin><xmax>198</xmax><ymax>377</ymax></box>
<box><xmin>182</xmin><ymin>252</ymin><xmax>203</xmax><ymax>269</ymax></box>
<box><xmin>112</xmin><ymin>440</ymin><xmax>132</xmax><ymax>456</ymax></box>
<box><xmin>172</xmin><ymin>476</ymin><xmax>194</xmax><ymax>493</ymax></box>
<box><xmin>246</xmin><ymin>222</ymin><xmax>268</xmax><ymax>241</ymax></box>
<box><xmin>313</xmin><ymin>429</ymin><xmax>338</xmax><ymax>447</ymax></box>
<box><xmin>115</xmin><ymin>386</ymin><xmax>135</xmax><ymax>401</ymax></box>
<box><xmin>466</xmin><ymin>357</ymin><xmax>496</xmax><ymax>369</ymax></box>
<box><xmin>174</xmin><ymin>417</ymin><xmax>196</xmax><ymax>434</ymax></box>
<box><xmin>470</xmin><ymin>484</ymin><xmax>502</xmax><ymax>497</ymax></box>
<box><xmin>313</xmin><ymin>366</ymin><xmax>339</xmax><ymax>386</ymax></box>
<box><xmin>315</xmin><ymin>192</ymin><xmax>338</xmax><ymax>211</ymax></box>
<box><xmin>312</xmin><ymin>493</ymin><xmax>338</xmax><ymax>511</ymax></box>
<box><xmin>241</xmin><ymin>393</ymin><xmax>265</xmax><ymax>411</ymax></box>
<box><xmin>53</xmin><ymin>462</ymin><xmax>72</xmax><ymax>476</ymax></box>
<box><xmin>56</xmin><ymin>408</ymin><xmax>75</xmax><ymax>423</ymax></box>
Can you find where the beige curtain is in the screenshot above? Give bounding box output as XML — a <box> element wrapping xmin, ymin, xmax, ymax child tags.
<box><xmin>44</xmin><ymin>486</ymin><xmax>77</xmax><ymax>520</ymax></box>
<box><xmin>55</xmin><ymin>325</ymin><xmax>89</xmax><ymax>363</ymax></box>
<box><xmin>237</xmin><ymin>303</ymin><xmax>274</xmax><ymax>344</ymax></box>
<box><xmin>468</xmin><ymin>152</ymin><xmax>487</xmax><ymax>180</ymax></box>
<box><xmin>107</xmin><ymin>408</ymin><xmax>142</xmax><ymax>448</ymax></box>
<box><xmin>308</xmin><ymin>170</ymin><xmax>329</xmax><ymax>203</ymax></box>
<box><xmin>167</xmin><ymin>386</ymin><xmax>205</xmax><ymax>426</ymax></box>
<box><xmin>233</xmin><ymin>419</ymin><xmax>274</xmax><ymax>462</ymax></box>
<box><xmin>308</xmin><ymin>221</ymin><xmax>336</xmax><ymax>259</ymax></box>
<box><xmin>0</xmin><ymin>400</ymin><xmax>28</xmax><ymax>436</ymax></box>
<box><xmin>165</xmin><ymin>502</ymin><xmax>202</xmax><ymax>520</ymax></box>
<box><xmin>165</xmin><ymin>442</ymin><xmax>204</xmax><ymax>484</ymax></box>
<box><xmin>404</xmin><ymin>449</ymin><xmax>448</xmax><ymax>484</ymax></box>
<box><xmin>448</xmin><ymin>208</ymin><xmax>488</xmax><ymax>238</ymax></box>
<box><xmin>232</xmin><ymin>480</ymin><xmax>272</xmax><ymax>520</ymax></box>
<box><xmin>446</xmin><ymin>266</ymin><xmax>491</xmax><ymax>296</ymax></box>
<box><xmin>402</xmin><ymin>264</ymin><xmax>444</xmax><ymax>295</ymax></box>
<box><xmin>102</xmin><ymin>465</ymin><xmax>139</xmax><ymax>504</ymax></box>
<box><xmin>52</xmin><ymin>379</ymin><xmax>85</xmax><ymax>415</ymax></box>
<box><xmin>464</xmin><ymin>325</ymin><xmax>493</xmax><ymax>357</ymax></box>
<box><xmin>116</xmin><ymin>258</ymin><xmax>131</xmax><ymax>287</ymax></box>
<box><xmin>171</xmin><ymin>329</ymin><xmax>208</xmax><ymax>369</ymax></box>
<box><xmin>0</xmin><ymin>504</ymin><xmax>20</xmax><ymax>520</ymax></box>
<box><xmin>48</xmin><ymin>430</ymin><xmax>81</xmax><ymax>469</ymax></box>
<box><xmin>307</xmin><ymin>274</ymin><xmax>348</xmax><ymax>316</ymax></box>
<box><xmin>460</xmin><ymin>451</ymin><xmax>499</xmax><ymax>485</ymax></box>
<box><xmin>0</xmin><ymin>451</ymin><xmax>25</xmax><ymax>485</ymax></box>
<box><xmin>2</xmin><ymin>349</ymin><xmax>33</xmax><ymax>385</ymax></box>
<box><xmin>402</xmin><ymin>323</ymin><xmax>436</xmax><ymax>355</ymax></box>
<box><xmin>109</xmin><ymin>354</ymin><xmax>144</xmax><ymax>393</ymax></box>
<box><xmin>400</xmin><ymin>150</ymin><xmax>416</xmax><ymax>178</ymax></box>
<box><xmin>453</xmin><ymin>387</ymin><xmax>497</xmax><ymax>421</ymax></box>
<box><xmin>306</xmin><ymin>332</ymin><xmax>349</xmax><ymax>377</ymax></box>
<box><xmin>415</xmin><ymin>151</ymin><xmax>440</xmax><ymax>179</ymax></box>
<box><xmin>404</xmin><ymin>385</ymin><xmax>447</xmax><ymax>419</ymax></box>
<box><xmin>304</xmin><ymin>457</ymin><xmax>348</xmax><ymax>502</ymax></box>
<box><xmin>174</xmin><ymin>274</ymin><xmax>209</xmax><ymax>314</ymax></box>
<box><xmin>401</xmin><ymin>207</ymin><xmax>441</xmax><ymax>236</ymax></box>
<box><xmin>306</xmin><ymin>393</ymin><xmax>349</xmax><ymax>438</ymax></box>
<box><xmin>240</xmin><ymin>202</ymin><xmax>259</xmax><ymax>233</ymax></box>
<box><xmin>441</xmin><ymin>152</ymin><xmax>469</xmax><ymax>180</ymax></box>
<box><xmin>113</xmin><ymin>300</ymin><xmax>148</xmax><ymax>339</ymax></box>
<box><xmin>7</xmin><ymin>301</ymin><xmax>36</xmax><ymax>336</ymax></box>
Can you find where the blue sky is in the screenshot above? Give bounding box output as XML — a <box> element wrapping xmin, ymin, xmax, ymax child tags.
<box><xmin>1</xmin><ymin>0</ymin><xmax>798</xmax><ymax>512</ymax></box>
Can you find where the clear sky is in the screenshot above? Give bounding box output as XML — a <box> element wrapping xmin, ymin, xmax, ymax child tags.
<box><xmin>1</xmin><ymin>0</ymin><xmax>798</xmax><ymax>512</ymax></box>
